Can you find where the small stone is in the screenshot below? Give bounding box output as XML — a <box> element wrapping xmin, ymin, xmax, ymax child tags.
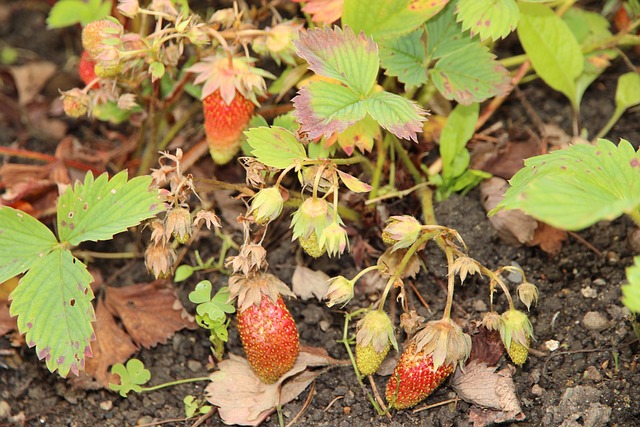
<box><xmin>343</xmin><ymin>406</ymin><xmax>351</xmax><ymax>415</ymax></box>
<box><xmin>606</xmin><ymin>251</ymin><xmax>619</xmax><ymax>263</ymax></box>
<box><xmin>99</xmin><ymin>400</ymin><xmax>113</xmax><ymax>411</ymax></box>
<box><xmin>319</xmin><ymin>319</ymin><xmax>331</xmax><ymax>332</ymax></box>
<box><xmin>581</xmin><ymin>286</ymin><xmax>597</xmax><ymax>298</ymax></box>
<box><xmin>592</xmin><ymin>278</ymin><xmax>606</xmax><ymax>287</ymax></box>
<box><xmin>544</xmin><ymin>340</ymin><xmax>559</xmax><ymax>352</ymax></box>
<box><xmin>136</xmin><ymin>416</ymin><xmax>153</xmax><ymax>425</ymax></box>
<box><xmin>187</xmin><ymin>359</ymin><xmax>202</xmax><ymax>372</ymax></box>
<box><xmin>583</xmin><ymin>366</ymin><xmax>602</xmax><ymax>382</ymax></box>
<box><xmin>628</xmin><ymin>228</ymin><xmax>640</xmax><ymax>253</ymax></box>
<box><xmin>582</xmin><ymin>311</ymin><xmax>610</xmax><ymax>331</ymax></box>
<box><xmin>531</xmin><ymin>384</ymin><xmax>545</xmax><ymax>396</ymax></box>
<box><xmin>472</xmin><ymin>299</ymin><xmax>487</xmax><ymax>312</ymax></box>
<box><xmin>0</xmin><ymin>400</ymin><xmax>11</xmax><ymax>417</ymax></box>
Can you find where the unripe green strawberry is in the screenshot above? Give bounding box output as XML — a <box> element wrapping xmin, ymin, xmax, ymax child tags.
<box><xmin>356</xmin><ymin>341</ymin><xmax>390</xmax><ymax>376</ymax></box>
<box><xmin>94</xmin><ymin>62</ymin><xmax>123</xmax><ymax>79</ymax></box>
<box><xmin>385</xmin><ymin>342</ymin><xmax>454</xmax><ymax>409</ymax></box>
<box><xmin>507</xmin><ymin>336</ymin><xmax>530</xmax><ymax>366</ymax></box>
<box><xmin>299</xmin><ymin>230</ymin><xmax>326</xmax><ymax>258</ymax></box>
<box><xmin>203</xmin><ymin>89</ymin><xmax>255</xmax><ymax>165</ymax></box>
<box><xmin>237</xmin><ymin>295</ymin><xmax>299</xmax><ymax>384</ymax></box>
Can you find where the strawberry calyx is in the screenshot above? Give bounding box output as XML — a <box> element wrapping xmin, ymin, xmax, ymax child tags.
<box><xmin>228</xmin><ymin>271</ymin><xmax>295</xmax><ymax>312</ymax></box>
<box><xmin>499</xmin><ymin>308</ymin><xmax>534</xmax><ymax>355</ymax></box>
<box><xmin>413</xmin><ymin>318</ymin><xmax>472</xmax><ymax>371</ymax></box>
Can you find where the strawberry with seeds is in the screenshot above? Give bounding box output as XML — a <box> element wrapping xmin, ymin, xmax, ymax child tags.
<box><xmin>188</xmin><ymin>55</ymin><xmax>274</xmax><ymax>164</ymax></box>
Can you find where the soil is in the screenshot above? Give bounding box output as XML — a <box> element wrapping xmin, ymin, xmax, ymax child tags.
<box><xmin>1</xmin><ymin>2</ymin><xmax>640</xmax><ymax>427</ymax></box>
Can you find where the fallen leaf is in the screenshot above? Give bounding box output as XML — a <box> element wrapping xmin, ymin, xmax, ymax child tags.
<box><xmin>9</xmin><ymin>61</ymin><xmax>57</xmax><ymax>105</ymax></box>
<box><xmin>105</xmin><ymin>281</ymin><xmax>195</xmax><ymax>348</ymax></box>
<box><xmin>206</xmin><ymin>346</ymin><xmax>347</xmax><ymax>426</ymax></box>
<box><xmin>291</xmin><ymin>265</ymin><xmax>330</xmax><ymax>301</ymax></box>
<box><xmin>0</xmin><ymin>300</ymin><xmax>16</xmax><ymax>336</ymax></box>
<box><xmin>83</xmin><ymin>299</ymin><xmax>138</xmax><ymax>387</ymax></box>
<box><xmin>472</xmin><ymin>128</ymin><xmax>541</xmax><ymax>180</ymax></box>
<box><xmin>480</xmin><ymin>177</ymin><xmax>537</xmax><ymax>246</ymax></box>
<box><xmin>468</xmin><ymin>327</ymin><xmax>504</xmax><ymax>367</ymax></box>
<box><xmin>529</xmin><ymin>222</ymin><xmax>567</xmax><ymax>256</ymax></box>
<box><xmin>451</xmin><ymin>360</ymin><xmax>525</xmax><ymax>427</ymax></box>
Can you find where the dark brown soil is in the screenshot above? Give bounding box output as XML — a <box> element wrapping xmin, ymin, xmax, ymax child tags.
<box><xmin>1</xmin><ymin>2</ymin><xmax>640</xmax><ymax>427</ymax></box>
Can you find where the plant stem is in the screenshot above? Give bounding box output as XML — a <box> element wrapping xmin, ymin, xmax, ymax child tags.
<box><xmin>368</xmin><ymin>135</ymin><xmax>387</xmax><ymax>201</ymax></box>
<box><xmin>140</xmin><ymin>376</ymin><xmax>211</xmax><ymax>392</ymax></box>
<box><xmin>441</xmin><ymin>244</ymin><xmax>456</xmax><ymax>320</ymax></box>
<box><xmin>158</xmin><ymin>103</ymin><xmax>202</xmax><ymax>150</ymax></box>
<box><xmin>351</xmin><ymin>265</ymin><xmax>381</xmax><ymax>283</ymax></box>
<box><xmin>595</xmin><ymin>107</ymin><xmax>624</xmax><ymax>140</ymax></box>
<box><xmin>73</xmin><ymin>250</ymin><xmax>138</xmax><ymax>260</ymax></box>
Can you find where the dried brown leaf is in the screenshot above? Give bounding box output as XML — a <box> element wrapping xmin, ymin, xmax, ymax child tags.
<box><xmin>291</xmin><ymin>265</ymin><xmax>329</xmax><ymax>301</ymax></box>
<box><xmin>529</xmin><ymin>222</ymin><xmax>567</xmax><ymax>256</ymax></box>
<box><xmin>468</xmin><ymin>326</ymin><xmax>504</xmax><ymax>366</ymax></box>
<box><xmin>9</xmin><ymin>61</ymin><xmax>57</xmax><ymax>105</ymax></box>
<box><xmin>451</xmin><ymin>360</ymin><xmax>525</xmax><ymax>427</ymax></box>
<box><xmin>205</xmin><ymin>346</ymin><xmax>346</xmax><ymax>426</ymax></box>
<box><xmin>480</xmin><ymin>177</ymin><xmax>537</xmax><ymax>246</ymax></box>
<box><xmin>104</xmin><ymin>281</ymin><xmax>195</xmax><ymax>348</ymax></box>
<box><xmin>0</xmin><ymin>300</ymin><xmax>16</xmax><ymax>336</ymax></box>
<box><xmin>83</xmin><ymin>299</ymin><xmax>138</xmax><ymax>387</ymax></box>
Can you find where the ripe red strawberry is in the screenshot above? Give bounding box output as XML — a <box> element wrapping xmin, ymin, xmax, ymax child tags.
<box><xmin>385</xmin><ymin>341</ymin><xmax>454</xmax><ymax>409</ymax></box>
<box><xmin>202</xmin><ymin>89</ymin><xmax>255</xmax><ymax>165</ymax></box>
<box><xmin>78</xmin><ymin>51</ymin><xmax>99</xmax><ymax>87</ymax></box>
<box><xmin>236</xmin><ymin>294</ymin><xmax>299</xmax><ymax>384</ymax></box>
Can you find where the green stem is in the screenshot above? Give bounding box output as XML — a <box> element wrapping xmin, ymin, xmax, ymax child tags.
<box><xmin>158</xmin><ymin>103</ymin><xmax>201</xmax><ymax>150</ymax></box>
<box><xmin>500</xmin><ymin>54</ymin><xmax>527</xmax><ymax>69</ymax></box>
<box><xmin>441</xmin><ymin>244</ymin><xmax>456</xmax><ymax>320</ymax></box>
<box><xmin>368</xmin><ymin>136</ymin><xmax>387</xmax><ymax>201</ymax></box>
<box><xmin>73</xmin><ymin>250</ymin><xmax>138</xmax><ymax>261</ymax></box>
<box><xmin>596</xmin><ymin>107</ymin><xmax>624</xmax><ymax>139</ymax></box>
<box><xmin>391</xmin><ymin>137</ymin><xmax>422</xmax><ymax>184</ymax></box>
<box><xmin>140</xmin><ymin>376</ymin><xmax>211</xmax><ymax>392</ymax></box>
<box><xmin>351</xmin><ymin>265</ymin><xmax>381</xmax><ymax>283</ymax></box>
<box><xmin>378</xmin><ymin>230</ymin><xmax>435</xmax><ymax>309</ymax></box>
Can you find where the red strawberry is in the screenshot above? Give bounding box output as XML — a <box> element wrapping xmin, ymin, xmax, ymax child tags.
<box><xmin>236</xmin><ymin>294</ymin><xmax>299</xmax><ymax>384</ymax></box>
<box><xmin>202</xmin><ymin>89</ymin><xmax>255</xmax><ymax>165</ymax></box>
<box><xmin>78</xmin><ymin>51</ymin><xmax>99</xmax><ymax>87</ymax></box>
<box><xmin>385</xmin><ymin>341</ymin><xmax>454</xmax><ymax>409</ymax></box>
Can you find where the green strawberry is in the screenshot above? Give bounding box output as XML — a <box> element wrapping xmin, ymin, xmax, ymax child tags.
<box><xmin>507</xmin><ymin>336</ymin><xmax>530</xmax><ymax>366</ymax></box>
<box><xmin>356</xmin><ymin>341</ymin><xmax>391</xmax><ymax>376</ymax></box>
<box><xmin>299</xmin><ymin>231</ymin><xmax>326</xmax><ymax>258</ymax></box>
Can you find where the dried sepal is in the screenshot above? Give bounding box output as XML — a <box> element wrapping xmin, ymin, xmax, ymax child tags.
<box><xmin>226</xmin><ymin>243</ymin><xmax>268</xmax><ymax>276</ymax></box>
<box><xmin>450</xmin><ymin>255</ymin><xmax>483</xmax><ymax>284</ymax></box>
<box><xmin>228</xmin><ymin>271</ymin><xmax>295</xmax><ymax>312</ymax></box>
<box><xmin>517</xmin><ymin>282</ymin><xmax>539</xmax><ymax>311</ymax></box>
<box><xmin>356</xmin><ymin>310</ymin><xmax>397</xmax><ymax>353</ymax></box>
<box><xmin>164</xmin><ymin>206</ymin><xmax>192</xmax><ymax>244</ymax></box>
<box><xmin>193</xmin><ymin>210</ymin><xmax>221</xmax><ymax>230</ymax></box>
<box><xmin>414</xmin><ymin>318</ymin><xmax>472</xmax><ymax>370</ymax></box>
<box><xmin>377</xmin><ymin>247</ymin><xmax>420</xmax><ymax>279</ymax></box>
<box><xmin>144</xmin><ymin>242</ymin><xmax>176</xmax><ymax>279</ymax></box>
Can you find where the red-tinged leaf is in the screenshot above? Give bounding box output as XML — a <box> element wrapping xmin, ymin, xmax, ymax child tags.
<box><xmin>104</xmin><ymin>281</ymin><xmax>195</xmax><ymax>349</ymax></box>
<box><xmin>293</xmin><ymin>81</ymin><xmax>367</xmax><ymax>140</ymax></box>
<box><xmin>292</xmin><ymin>0</ymin><xmax>343</xmax><ymax>24</ymax></box>
<box><xmin>363</xmin><ymin>91</ymin><xmax>426</xmax><ymax>142</ymax></box>
<box><xmin>294</xmin><ymin>26</ymin><xmax>379</xmax><ymax>96</ymax></box>
<box><xmin>337</xmin><ymin>170</ymin><xmax>373</xmax><ymax>193</ymax></box>
<box><xmin>336</xmin><ymin>115</ymin><xmax>380</xmax><ymax>154</ymax></box>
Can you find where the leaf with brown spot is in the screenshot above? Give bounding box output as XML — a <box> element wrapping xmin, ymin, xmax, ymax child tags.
<box><xmin>104</xmin><ymin>281</ymin><xmax>195</xmax><ymax>348</ymax></box>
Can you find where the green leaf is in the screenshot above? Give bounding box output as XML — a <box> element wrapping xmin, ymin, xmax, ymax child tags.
<box><xmin>9</xmin><ymin>248</ymin><xmax>95</xmax><ymax>377</ymax></box>
<box><xmin>430</xmin><ymin>43</ymin><xmax>511</xmax><ymax>105</ymax></box>
<box><xmin>149</xmin><ymin>62</ymin><xmax>165</xmax><ymax>82</ymax></box>
<box><xmin>246</xmin><ymin>126</ymin><xmax>308</xmax><ymax>169</ymax></box>
<box><xmin>293</xmin><ymin>81</ymin><xmax>368</xmax><ymax>140</ymax></box>
<box><xmin>563</xmin><ymin>7</ymin><xmax>611</xmax><ymax>45</ymax></box>
<box><xmin>188</xmin><ymin>282</ymin><xmax>235</xmax><ymax>323</ymax></box>
<box><xmin>47</xmin><ymin>0</ymin><xmax>87</xmax><ymax>28</ymax></box>
<box><xmin>57</xmin><ymin>171</ymin><xmax>164</xmax><ymax>246</ymax></box>
<box><xmin>109</xmin><ymin>359</ymin><xmax>151</xmax><ymax>397</ymax></box>
<box><xmin>622</xmin><ymin>256</ymin><xmax>640</xmax><ymax>313</ymax></box>
<box><xmin>426</xmin><ymin>1</ymin><xmax>473</xmax><ymax>61</ymax></box>
<box><xmin>174</xmin><ymin>264</ymin><xmax>195</xmax><ymax>282</ymax></box>
<box><xmin>342</xmin><ymin>0</ymin><xmax>449</xmax><ymax>40</ymax></box>
<box><xmin>337</xmin><ymin>170</ymin><xmax>373</xmax><ymax>193</ymax></box>
<box><xmin>379</xmin><ymin>29</ymin><xmax>428</xmax><ymax>90</ymax></box>
<box><xmin>517</xmin><ymin>3</ymin><xmax>584</xmax><ymax>109</ymax></box>
<box><xmin>456</xmin><ymin>0</ymin><xmax>519</xmax><ymax>41</ymax></box>
<box><xmin>615</xmin><ymin>72</ymin><xmax>640</xmax><ymax>110</ymax></box>
<box><xmin>78</xmin><ymin>0</ymin><xmax>111</xmax><ymax>25</ymax></box>
<box><xmin>363</xmin><ymin>91</ymin><xmax>425</xmax><ymax>142</ymax></box>
<box><xmin>336</xmin><ymin>115</ymin><xmax>381</xmax><ymax>154</ymax></box>
<box><xmin>0</xmin><ymin>207</ymin><xmax>58</xmax><ymax>283</ymax></box>
<box><xmin>492</xmin><ymin>139</ymin><xmax>640</xmax><ymax>230</ymax></box>
<box><xmin>439</xmin><ymin>102</ymin><xmax>479</xmax><ymax>180</ymax></box>
<box><xmin>293</xmin><ymin>26</ymin><xmax>379</xmax><ymax>96</ymax></box>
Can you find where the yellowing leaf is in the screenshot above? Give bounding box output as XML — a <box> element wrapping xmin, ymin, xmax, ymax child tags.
<box><xmin>337</xmin><ymin>170</ymin><xmax>373</xmax><ymax>193</ymax></box>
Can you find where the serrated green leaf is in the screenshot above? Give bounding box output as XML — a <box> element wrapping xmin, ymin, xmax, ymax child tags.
<box><xmin>363</xmin><ymin>91</ymin><xmax>425</xmax><ymax>142</ymax></box>
<box><xmin>492</xmin><ymin>139</ymin><xmax>640</xmax><ymax>230</ymax></box>
<box><xmin>293</xmin><ymin>81</ymin><xmax>368</xmax><ymax>140</ymax></box>
<box><xmin>336</xmin><ymin>115</ymin><xmax>380</xmax><ymax>154</ymax></box>
<box><xmin>440</xmin><ymin>103</ymin><xmax>479</xmax><ymax>180</ymax></box>
<box><xmin>57</xmin><ymin>171</ymin><xmax>164</xmax><ymax>246</ymax></box>
<box><xmin>379</xmin><ymin>29</ymin><xmax>428</xmax><ymax>90</ymax></box>
<box><xmin>149</xmin><ymin>62</ymin><xmax>165</xmax><ymax>82</ymax></box>
<box><xmin>426</xmin><ymin>1</ymin><xmax>473</xmax><ymax>61</ymax></box>
<box><xmin>246</xmin><ymin>126</ymin><xmax>307</xmax><ymax>169</ymax></box>
<box><xmin>109</xmin><ymin>358</ymin><xmax>151</xmax><ymax>397</ymax></box>
<box><xmin>273</xmin><ymin>112</ymin><xmax>299</xmax><ymax>133</ymax></box>
<box><xmin>615</xmin><ymin>72</ymin><xmax>640</xmax><ymax>110</ymax></box>
<box><xmin>342</xmin><ymin>0</ymin><xmax>449</xmax><ymax>39</ymax></box>
<box><xmin>622</xmin><ymin>256</ymin><xmax>640</xmax><ymax>313</ymax></box>
<box><xmin>46</xmin><ymin>0</ymin><xmax>87</xmax><ymax>28</ymax></box>
<box><xmin>563</xmin><ymin>7</ymin><xmax>611</xmax><ymax>45</ymax></box>
<box><xmin>78</xmin><ymin>0</ymin><xmax>111</xmax><ymax>25</ymax></box>
<box><xmin>456</xmin><ymin>0</ymin><xmax>519</xmax><ymax>41</ymax></box>
<box><xmin>0</xmin><ymin>207</ymin><xmax>57</xmax><ymax>283</ymax></box>
<box><xmin>294</xmin><ymin>26</ymin><xmax>379</xmax><ymax>96</ymax></box>
<box><xmin>9</xmin><ymin>248</ymin><xmax>95</xmax><ymax>377</ymax></box>
<box><xmin>430</xmin><ymin>43</ymin><xmax>510</xmax><ymax>105</ymax></box>
<box><xmin>517</xmin><ymin>3</ymin><xmax>583</xmax><ymax>109</ymax></box>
